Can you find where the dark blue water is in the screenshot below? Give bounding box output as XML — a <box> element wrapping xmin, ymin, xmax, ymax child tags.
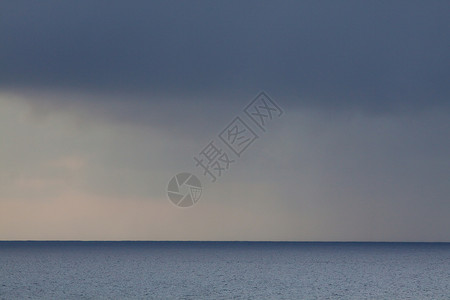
<box><xmin>1</xmin><ymin>242</ymin><xmax>449</xmax><ymax>299</ymax></box>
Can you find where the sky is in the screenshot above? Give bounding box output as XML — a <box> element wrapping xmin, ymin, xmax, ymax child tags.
<box><xmin>0</xmin><ymin>1</ymin><xmax>449</xmax><ymax>241</ymax></box>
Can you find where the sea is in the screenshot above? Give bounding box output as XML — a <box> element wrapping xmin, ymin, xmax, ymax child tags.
<box><xmin>0</xmin><ymin>242</ymin><xmax>449</xmax><ymax>299</ymax></box>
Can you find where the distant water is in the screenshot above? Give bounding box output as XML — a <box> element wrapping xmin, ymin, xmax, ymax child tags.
<box><xmin>0</xmin><ymin>242</ymin><xmax>449</xmax><ymax>299</ymax></box>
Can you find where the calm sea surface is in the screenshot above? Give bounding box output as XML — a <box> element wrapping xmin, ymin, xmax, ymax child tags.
<box><xmin>0</xmin><ymin>242</ymin><xmax>449</xmax><ymax>299</ymax></box>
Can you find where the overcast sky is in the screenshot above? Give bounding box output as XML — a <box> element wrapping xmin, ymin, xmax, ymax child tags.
<box><xmin>0</xmin><ymin>1</ymin><xmax>449</xmax><ymax>241</ymax></box>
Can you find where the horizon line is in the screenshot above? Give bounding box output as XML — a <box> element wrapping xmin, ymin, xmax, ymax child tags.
<box><xmin>1</xmin><ymin>240</ymin><xmax>449</xmax><ymax>243</ymax></box>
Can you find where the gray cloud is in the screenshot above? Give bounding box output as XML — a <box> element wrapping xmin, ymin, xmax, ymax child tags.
<box><xmin>1</xmin><ymin>1</ymin><xmax>449</xmax><ymax>114</ymax></box>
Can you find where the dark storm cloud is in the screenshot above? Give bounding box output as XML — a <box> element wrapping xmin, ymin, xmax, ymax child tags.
<box><xmin>1</xmin><ymin>1</ymin><xmax>449</xmax><ymax>113</ymax></box>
